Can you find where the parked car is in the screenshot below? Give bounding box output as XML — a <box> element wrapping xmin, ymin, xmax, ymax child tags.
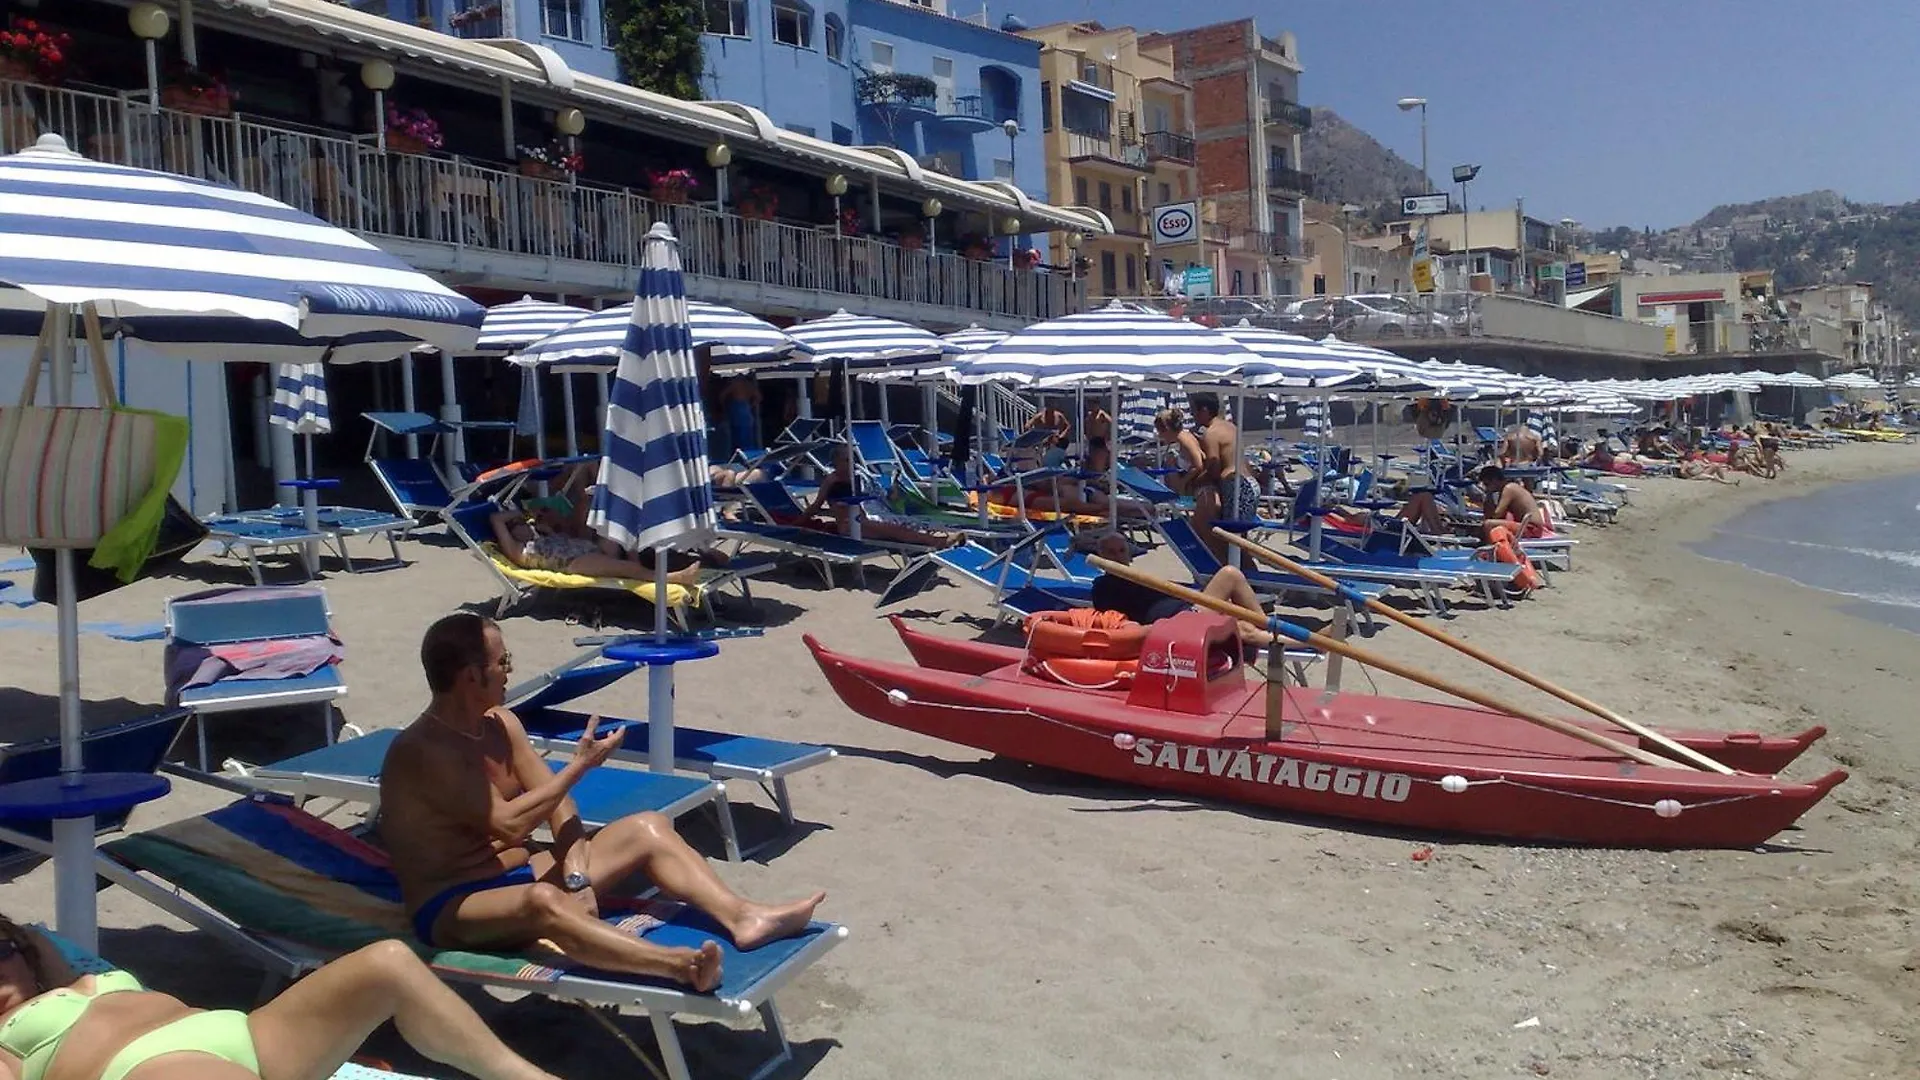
<box><xmin>1342</xmin><ymin>294</ymin><xmax>1449</xmax><ymax>337</ymax></box>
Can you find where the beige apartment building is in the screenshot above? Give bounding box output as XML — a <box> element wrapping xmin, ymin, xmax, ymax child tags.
<box><xmin>1021</xmin><ymin>21</ymin><xmax>1203</xmax><ymax>298</ymax></box>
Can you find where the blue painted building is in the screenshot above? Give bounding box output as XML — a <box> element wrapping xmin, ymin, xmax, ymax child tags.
<box><xmin>426</xmin><ymin>0</ymin><xmax>1044</xmax><ymax>199</ymax></box>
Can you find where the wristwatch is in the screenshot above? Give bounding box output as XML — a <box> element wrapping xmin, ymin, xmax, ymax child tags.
<box><xmin>564</xmin><ymin>870</ymin><xmax>591</xmax><ymax>892</ymax></box>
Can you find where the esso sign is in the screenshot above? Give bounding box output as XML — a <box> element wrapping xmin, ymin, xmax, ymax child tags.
<box><xmin>1151</xmin><ymin>202</ymin><xmax>1199</xmax><ymax>245</ymax></box>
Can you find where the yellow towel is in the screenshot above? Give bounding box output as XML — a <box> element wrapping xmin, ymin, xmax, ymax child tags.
<box><xmin>480</xmin><ymin>544</ymin><xmax>701</xmax><ymax>607</ymax></box>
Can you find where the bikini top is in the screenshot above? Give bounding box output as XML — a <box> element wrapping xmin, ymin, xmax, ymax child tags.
<box><xmin>0</xmin><ymin>970</ymin><xmax>146</xmax><ymax>1074</ymax></box>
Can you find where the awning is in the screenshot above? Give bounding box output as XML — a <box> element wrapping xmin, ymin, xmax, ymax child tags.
<box><xmin>1565</xmin><ymin>285</ymin><xmax>1613</xmax><ymax>312</ymax></box>
<box><xmin>1065</xmin><ymin>80</ymin><xmax>1117</xmax><ymax>103</ymax></box>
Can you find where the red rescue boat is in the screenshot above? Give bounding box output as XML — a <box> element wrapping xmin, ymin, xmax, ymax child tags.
<box><xmin>803</xmin><ymin>613</ymin><xmax>1845</xmax><ymax>848</ymax></box>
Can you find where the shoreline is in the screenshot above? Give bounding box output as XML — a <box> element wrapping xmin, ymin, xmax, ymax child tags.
<box><xmin>0</xmin><ymin>441</ymin><xmax>1917</xmax><ymax>1079</ymax></box>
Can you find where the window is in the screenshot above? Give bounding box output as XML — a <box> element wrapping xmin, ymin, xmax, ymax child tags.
<box><xmin>1074</xmin><ymin>176</ymin><xmax>1088</xmax><ymax>205</ymax></box>
<box><xmin>1157</xmin><ymin>182</ymin><xmax>1171</xmax><ymax>205</ymax></box>
<box><xmin>830</xmin><ymin>123</ymin><xmax>853</xmax><ymax>145</ymax></box>
<box><xmin>869</xmin><ymin>40</ymin><xmax>894</xmax><ymax>72</ymax></box>
<box><xmin>824</xmin><ymin>14</ymin><xmax>844</xmax><ymax>60</ymax></box>
<box><xmin>1231</xmin><ymin>269</ymin><xmax>1244</xmax><ymax>295</ymax></box>
<box><xmin>1313</xmin><ymin>274</ymin><xmax>1326</xmax><ymax>295</ymax></box>
<box><xmin>786</xmin><ymin>124</ymin><xmax>816</xmax><ymax>137</ymax></box>
<box><xmin>993</xmin><ymin>158</ymin><xmax>1014</xmax><ymax>181</ymax></box>
<box><xmin>541</xmin><ymin>0</ymin><xmax>585</xmax><ymax>41</ymax></box>
<box><xmin>772</xmin><ymin>0</ymin><xmax>812</xmax><ymax>48</ymax></box>
<box><xmin>1097</xmin><ymin>181</ymin><xmax>1112</xmax><ymax>211</ymax></box>
<box><xmin>1040</xmin><ymin>81</ymin><xmax>1053</xmax><ymax>131</ymax></box>
<box><xmin>704</xmin><ymin>0</ymin><xmax>747</xmax><ymax>37</ymax></box>
<box><xmin>1121</xmin><ymin>187</ymin><xmax>1134</xmax><ymax>213</ymax></box>
<box><xmin>1100</xmin><ymin>251</ymin><xmax>1117</xmax><ymax>295</ymax></box>
<box><xmin>1125</xmin><ymin>254</ymin><xmax>1137</xmax><ymax>292</ymax></box>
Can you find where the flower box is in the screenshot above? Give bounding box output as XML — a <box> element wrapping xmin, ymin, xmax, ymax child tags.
<box><xmin>383</xmin><ymin>131</ymin><xmax>432</xmax><ymax>155</ymax></box>
<box><xmin>519</xmin><ymin>159</ymin><xmax>568</xmax><ymax>181</ymax></box>
<box><xmin>0</xmin><ymin>57</ymin><xmax>37</xmax><ymax>84</ymax></box>
<box><xmin>162</xmin><ymin>86</ymin><xmax>232</xmax><ymax>117</ymax></box>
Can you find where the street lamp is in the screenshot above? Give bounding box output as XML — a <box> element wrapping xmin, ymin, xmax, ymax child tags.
<box><xmin>1396</xmin><ymin>97</ymin><xmax>1428</xmax><ymax>190</ymax></box>
<box><xmin>1452</xmin><ymin>163</ymin><xmax>1480</xmax><ymax>289</ymax></box>
<box><xmin>1001</xmin><ymin>118</ymin><xmax>1020</xmax><ymax>266</ymax></box>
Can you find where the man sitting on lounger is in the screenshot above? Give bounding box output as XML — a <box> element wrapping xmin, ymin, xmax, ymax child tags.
<box><xmin>1089</xmin><ymin>533</ymin><xmax>1270</xmax><ymax>650</ymax></box>
<box><xmin>1477</xmin><ymin>465</ymin><xmax>1552</xmax><ymax>538</ymax></box>
<box><xmin>379</xmin><ymin>614</ymin><xmax>825</xmax><ymax>992</ymax></box>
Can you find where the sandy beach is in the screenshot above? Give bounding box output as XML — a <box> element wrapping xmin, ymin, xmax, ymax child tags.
<box><xmin>2</xmin><ymin>439</ymin><xmax>1917</xmax><ymax>1080</ymax></box>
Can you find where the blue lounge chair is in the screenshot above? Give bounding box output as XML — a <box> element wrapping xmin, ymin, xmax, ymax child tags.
<box><xmin>164</xmin><ymin>587</ymin><xmax>350</xmax><ymax>770</ymax></box>
<box><xmin>200</xmin><ymin>515</ymin><xmax>329</xmax><ymax>584</ymax></box>
<box><xmin>0</xmin><ymin>709</ymin><xmax>190</xmax><ymax>867</ymax></box>
<box><xmin>1156</xmin><ymin>518</ymin><xmax>1389</xmax><ymax>611</ymax></box>
<box><xmin>878</xmin><ymin>527</ymin><xmax>1092</xmax><ymax>622</ymax></box>
<box><xmin>718</xmin><ymin>519</ymin><xmax>902</xmax><ymax>587</ymax></box>
<box><xmin>239</xmin><ymin>505</ymin><xmax>412</xmax><ymax>574</ymax></box>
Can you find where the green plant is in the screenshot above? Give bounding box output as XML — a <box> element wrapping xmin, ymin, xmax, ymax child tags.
<box><xmin>855</xmin><ymin>71</ymin><xmax>937</xmax><ymax>107</ymax></box>
<box><xmin>603</xmin><ymin>0</ymin><xmax>703</xmax><ymax>100</ymax></box>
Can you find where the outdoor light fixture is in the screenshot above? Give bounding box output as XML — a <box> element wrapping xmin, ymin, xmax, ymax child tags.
<box><xmin>704</xmin><ymin>143</ymin><xmax>732</xmax><ymax>168</ymax></box>
<box><xmin>824</xmin><ymin>174</ymin><xmax>849</xmax><ymax>197</ymax></box>
<box><xmin>1451</xmin><ymin>163</ymin><xmax>1480</xmax><ymax>184</ymax></box>
<box><xmin>361</xmin><ymin>59</ymin><xmax>397</xmax><ymax>150</ymax></box>
<box><xmin>128</xmin><ymin>3</ymin><xmax>170</xmax><ymax>111</ymax></box>
<box><xmin>554</xmin><ymin>108</ymin><xmax>585</xmax><ymax>136</ymax></box>
<box><xmin>920</xmin><ymin>198</ymin><xmax>942</xmax><ymax>218</ymax></box>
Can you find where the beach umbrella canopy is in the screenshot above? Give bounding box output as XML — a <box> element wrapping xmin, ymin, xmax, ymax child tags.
<box><xmin>954</xmin><ymin>300</ymin><xmax>1259</xmax><ymax>387</ymax></box>
<box><xmin>786</xmin><ymin>309</ymin><xmax>952</xmax><ymax>368</ymax></box>
<box><xmin>474</xmin><ymin>295</ymin><xmax>592</xmax><ymax>354</ymax></box>
<box><xmin>1116</xmin><ymin>387</ymin><xmax>1168</xmax><ymax>443</ymax></box>
<box><xmin>1215</xmin><ymin>322</ymin><xmax>1369</xmax><ymax>390</ymax></box>
<box><xmin>1306</xmin><ymin>337</ymin><xmax>1445</xmax><ymax>394</ymax></box>
<box><xmin>269</xmin><ymin>362</ymin><xmax>331</xmax><ymax>436</ymax></box>
<box><xmin>941</xmin><ymin>325</ymin><xmax>1011</xmax><ymax>353</ymax></box>
<box><xmin>514</xmin><ymin>300</ymin><xmax>810</xmax><ymax>372</ymax></box>
<box><xmin>0</xmin><ymin>135</ymin><xmax>483</xmax><ymax>362</ymax></box>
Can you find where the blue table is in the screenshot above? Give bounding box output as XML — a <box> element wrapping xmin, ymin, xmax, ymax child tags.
<box><xmin>0</xmin><ymin>771</ymin><xmax>171</xmax><ymax>954</ymax></box>
<box><xmin>605</xmin><ymin>638</ymin><xmax>721</xmax><ymax>773</ymax></box>
<box><xmin>279</xmin><ymin>478</ymin><xmax>342</xmax><ymax>573</ymax></box>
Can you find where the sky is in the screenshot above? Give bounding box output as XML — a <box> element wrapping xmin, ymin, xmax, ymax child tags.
<box><xmin>998</xmin><ymin>0</ymin><xmax>1920</xmax><ymax>229</ymax></box>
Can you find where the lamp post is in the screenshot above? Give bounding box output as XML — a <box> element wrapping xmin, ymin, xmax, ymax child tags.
<box><xmin>825</xmin><ymin>173</ymin><xmax>849</xmax><ymax>230</ymax></box>
<box><xmin>1002</xmin><ymin>118</ymin><xmax>1019</xmax><ymax>265</ymax></box>
<box><xmin>705</xmin><ymin>142</ymin><xmax>732</xmax><ymax>208</ymax></box>
<box><xmin>128</xmin><ymin>3</ymin><xmax>169</xmax><ymax>113</ymax></box>
<box><xmin>360</xmin><ymin>59</ymin><xmax>396</xmax><ymax>151</ymax></box>
<box><xmin>922</xmin><ymin>197</ymin><xmax>942</xmax><ymax>252</ymax></box>
<box><xmin>1452</xmin><ymin>163</ymin><xmax>1480</xmax><ymax>290</ymax></box>
<box><xmin>1396</xmin><ymin>97</ymin><xmax>1428</xmax><ymax>191</ymax></box>
<box><xmin>1339</xmin><ymin>202</ymin><xmax>1361</xmax><ymax>295</ymax></box>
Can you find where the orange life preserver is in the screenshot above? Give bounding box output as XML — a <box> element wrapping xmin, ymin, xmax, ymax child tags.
<box><xmin>476</xmin><ymin>459</ymin><xmax>545</xmax><ymax>484</ymax></box>
<box><xmin>1480</xmin><ymin>523</ymin><xmax>1542</xmax><ymax>594</ymax></box>
<box><xmin>1022</xmin><ymin>609</ymin><xmax>1148</xmax><ymax>689</ymax></box>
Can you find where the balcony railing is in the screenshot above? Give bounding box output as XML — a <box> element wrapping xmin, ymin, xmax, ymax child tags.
<box><xmin>0</xmin><ymin>77</ymin><xmax>1077</xmax><ymax>323</ymax></box>
<box><xmin>1142</xmin><ymin>130</ymin><xmax>1195</xmax><ymax>165</ymax></box>
<box><xmin>1223</xmin><ymin>229</ymin><xmax>1313</xmax><ymax>259</ymax></box>
<box><xmin>1263</xmin><ymin>99</ymin><xmax>1313</xmax><ymax>130</ymax></box>
<box><xmin>1267</xmin><ymin>165</ymin><xmax>1313</xmax><ymax>195</ymax></box>
<box><xmin>1064</xmin><ymin>130</ymin><xmax>1148</xmax><ymax>168</ymax></box>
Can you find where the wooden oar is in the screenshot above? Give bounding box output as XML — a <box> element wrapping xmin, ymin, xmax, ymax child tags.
<box><xmin>1086</xmin><ymin>555</ymin><xmax>1685</xmax><ymax>770</ymax></box>
<box><xmin>1212</xmin><ymin>528</ymin><xmax>1735</xmax><ymax>774</ymax></box>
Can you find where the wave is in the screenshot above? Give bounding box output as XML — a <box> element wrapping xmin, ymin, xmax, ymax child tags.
<box><xmin>1711</xmin><ymin>531</ymin><xmax>1920</xmax><ymax>570</ymax></box>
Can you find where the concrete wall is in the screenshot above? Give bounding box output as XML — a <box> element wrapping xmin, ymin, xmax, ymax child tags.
<box><xmin>1477</xmin><ymin>294</ymin><xmax>1669</xmax><ymax>355</ymax></box>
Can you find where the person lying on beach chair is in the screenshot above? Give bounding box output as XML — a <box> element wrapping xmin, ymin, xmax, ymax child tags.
<box><xmin>0</xmin><ymin>913</ymin><xmax>562</xmax><ymax>1080</ymax></box>
<box><xmin>789</xmin><ymin>446</ymin><xmax>959</xmax><ymax>548</ymax></box>
<box><xmin>1477</xmin><ymin>466</ymin><xmax>1553</xmax><ymax>539</ymax></box>
<box><xmin>378</xmin><ymin>615</ymin><xmax>824</xmax><ymax>992</ymax></box>
<box><xmin>1676</xmin><ymin>453</ymin><xmax>1740</xmax><ymax>484</ymax></box>
<box><xmin>1398</xmin><ymin>486</ymin><xmax>1446</xmax><ymax>536</ymax></box>
<box><xmin>1087</xmin><ymin>533</ymin><xmax>1271</xmax><ymax>651</ymax></box>
<box><xmin>488</xmin><ymin>497</ymin><xmax>731</xmax><ymax>587</ymax></box>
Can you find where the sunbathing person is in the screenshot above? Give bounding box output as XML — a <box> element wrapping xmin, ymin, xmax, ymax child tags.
<box><xmin>1477</xmin><ymin>465</ymin><xmax>1552</xmax><ymax>538</ymax></box>
<box><xmin>789</xmin><ymin>447</ymin><xmax>958</xmax><ymax>546</ymax></box>
<box><xmin>488</xmin><ymin>508</ymin><xmax>715</xmax><ymax>586</ymax></box>
<box><xmin>1397</xmin><ymin>486</ymin><xmax>1446</xmax><ymax>535</ymax></box>
<box><xmin>1089</xmin><ymin>533</ymin><xmax>1271</xmax><ymax>650</ymax></box>
<box><xmin>0</xmin><ymin>914</ymin><xmax>562</xmax><ymax>1080</ymax></box>
<box><xmin>1676</xmin><ymin>453</ymin><xmax>1740</xmax><ymax>484</ymax></box>
<box><xmin>378</xmin><ymin>615</ymin><xmax>825</xmax><ymax>993</ymax></box>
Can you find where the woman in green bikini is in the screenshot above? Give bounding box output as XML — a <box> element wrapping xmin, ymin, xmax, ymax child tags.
<box><xmin>0</xmin><ymin>918</ymin><xmax>559</xmax><ymax>1080</ymax></box>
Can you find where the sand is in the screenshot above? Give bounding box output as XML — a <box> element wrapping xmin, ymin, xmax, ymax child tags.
<box><xmin>1</xmin><ymin>439</ymin><xmax>1916</xmax><ymax>1080</ymax></box>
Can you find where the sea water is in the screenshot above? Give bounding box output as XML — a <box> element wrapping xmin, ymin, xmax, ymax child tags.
<box><xmin>1691</xmin><ymin>472</ymin><xmax>1920</xmax><ymax>635</ymax></box>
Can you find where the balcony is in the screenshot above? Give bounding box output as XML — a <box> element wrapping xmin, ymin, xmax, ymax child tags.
<box><xmin>1102</xmin><ymin>209</ymin><xmax>1146</xmax><ymax>237</ymax></box>
<box><xmin>0</xmin><ymin>77</ymin><xmax>1079</xmax><ymax>326</ymax></box>
<box><xmin>1267</xmin><ymin>165</ymin><xmax>1313</xmax><ymax>196</ymax></box>
<box><xmin>1224</xmin><ymin>230</ymin><xmax>1313</xmax><ymax>260</ymax></box>
<box><xmin>1263</xmin><ymin>99</ymin><xmax>1313</xmax><ymax>131</ymax></box>
<box><xmin>1142</xmin><ymin>130</ymin><xmax>1195</xmax><ymax>165</ymax></box>
<box><xmin>1064</xmin><ymin>131</ymin><xmax>1149</xmax><ymax>170</ymax></box>
<box><xmin>934</xmin><ymin>93</ymin><xmax>1016</xmax><ymax>133</ymax></box>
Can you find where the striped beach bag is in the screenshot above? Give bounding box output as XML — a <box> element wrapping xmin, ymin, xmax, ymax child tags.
<box><xmin>0</xmin><ymin>406</ymin><xmax>166</xmax><ymax>548</ymax></box>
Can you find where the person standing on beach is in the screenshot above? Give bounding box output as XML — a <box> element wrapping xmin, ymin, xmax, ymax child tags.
<box><xmin>378</xmin><ymin>614</ymin><xmax>824</xmax><ymax>992</ymax></box>
<box><xmin>1188</xmin><ymin>393</ymin><xmax>1257</xmax><ymax>563</ymax></box>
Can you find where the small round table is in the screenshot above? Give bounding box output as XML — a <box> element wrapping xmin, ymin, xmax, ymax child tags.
<box><xmin>279</xmin><ymin>477</ymin><xmax>342</xmax><ymax>575</ymax></box>
<box><xmin>0</xmin><ymin>772</ymin><xmax>172</xmax><ymax>953</ymax></box>
<box><xmin>604</xmin><ymin>639</ymin><xmax>721</xmax><ymax>773</ymax></box>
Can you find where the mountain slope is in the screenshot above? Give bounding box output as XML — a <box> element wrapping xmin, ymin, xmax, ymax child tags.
<box><xmin>1301</xmin><ymin>108</ymin><xmax>1431</xmax><ymax>212</ymax></box>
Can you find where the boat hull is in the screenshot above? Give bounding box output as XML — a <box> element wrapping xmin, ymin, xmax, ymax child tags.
<box><xmin>887</xmin><ymin>616</ymin><xmax>1826</xmax><ymax>775</ymax></box>
<box><xmin>811</xmin><ymin>630</ymin><xmax>1844</xmax><ymax>848</ymax></box>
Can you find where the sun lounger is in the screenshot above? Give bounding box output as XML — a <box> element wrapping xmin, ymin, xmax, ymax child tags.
<box><xmin>201</xmin><ymin>516</ymin><xmax>328</xmax><ymax>584</ymax></box>
<box><xmin>0</xmin><ymin>709</ymin><xmax>190</xmax><ymax>868</ymax></box>
<box><xmin>737</xmin><ymin>478</ymin><xmax>939</xmax><ymax>557</ymax></box>
<box><xmin>0</xmin><ymin>794</ymin><xmax>845</xmax><ymax>1080</ymax></box>
<box><xmin>164</xmin><ymin>587</ymin><xmax>350</xmax><ymax>770</ymax></box>
<box><xmin>879</xmin><ymin>527</ymin><xmax>1092</xmax><ymax>623</ymax></box>
<box><xmin>1155</xmin><ymin>519</ymin><xmax>1390</xmax><ymax>609</ymax></box>
<box><xmin>240</xmin><ymin>505</ymin><xmax>412</xmax><ymax>574</ymax></box>
<box><xmin>232</xmin><ymin>727</ymin><xmax>738</xmax><ymax>859</ymax></box>
<box><xmin>444</xmin><ymin>502</ymin><xmax>770</xmax><ymax>624</ymax></box>
<box><xmin>717</xmin><ymin>519</ymin><xmax>903</xmax><ymax>587</ymax></box>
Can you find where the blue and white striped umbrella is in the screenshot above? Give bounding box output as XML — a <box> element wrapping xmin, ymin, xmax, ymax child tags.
<box><xmin>0</xmin><ymin>134</ymin><xmax>483</xmax><ymax>363</ymax></box>
<box><xmin>515</xmin><ymin>300</ymin><xmax>809</xmax><ymax>372</ymax></box>
<box><xmin>475</xmin><ymin>295</ymin><xmax>591</xmax><ymax>354</ymax></box>
<box><xmin>1117</xmin><ymin>387</ymin><xmax>1168</xmax><ymax>443</ymax></box>
<box><xmin>1299</xmin><ymin>398</ymin><xmax>1330</xmax><ymax>439</ymax></box>
<box><xmin>588</xmin><ymin>222</ymin><xmax>716</xmax><ymax>557</ymax></box>
<box><xmin>942</xmin><ymin>325</ymin><xmax>1010</xmax><ymax>353</ymax></box>
<box><xmin>269</xmin><ymin>362</ymin><xmax>331</xmax><ymax>435</ymax></box>
<box><xmin>1216</xmin><ymin>322</ymin><xmax>1369</xmax><ymax>390</ymax></box>
<box><xmin>1307</xmin><ymin>337</ymin><xmax>1447</xmax><ymax>395</ymax></box>
<box><xmin>786</xmin><ymin>309</ymin><xmax>953</xmax><ymax>368</ymax></box>
<box><xmin>1525</xmin><ymin>412</ymin><xmax>1559</xmax><ymax>445</ymax></box>
<box><xmin>955</xmin><ymin>300</ymin><xmax>1258</xmax><ymax>386</ymax></box>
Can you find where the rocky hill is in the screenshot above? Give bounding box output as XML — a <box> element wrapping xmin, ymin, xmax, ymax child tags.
<box><xmin>1300</xmin><ymin>108</ymin><xmax>1431</xmax><ymax>215</ymax></box>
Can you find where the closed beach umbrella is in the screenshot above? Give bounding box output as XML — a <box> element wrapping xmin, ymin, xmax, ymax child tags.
<box><xmin>270</xmin><ymin>361</ymin><xmax>331</xmax><ymax>472</ymax></box>
<box><xmin>587</xmin><ymin>223</ymin><xmax>716</xmax><ymax>772</ymax></box>
<box><xmin>0</xmin><ymin>134</ymin><xmax>482</xmax><ymax>950</ymax></box>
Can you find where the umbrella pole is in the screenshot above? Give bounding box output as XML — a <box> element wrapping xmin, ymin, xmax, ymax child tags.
<box><xmin>1108</xmin><ymin>384</ymin><xmax>1120</xmax><ymax>531</ymax></box>
<box><xmin>400</xmin><ymin>356</ymin><xmax>419</xmax><ymax>459</ymax></box>
<box><xmin>42</xmin><ymin>304</ymin><xmax>96</xmax><ymax>950</ymax></box>
<box><xmin>562</xmin><ymin>373</ymin><xmax>580</xmax><ymax>458</ymax></box>
<box><xmin>648</xmin><ymin>549</ymin><xmax>672</xmax><ymax>773</ymax></box>
<box><xmin>1229</xmin><ymin>387</ymin><xmax>1245</xmax><ymax>568</ymax></box>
